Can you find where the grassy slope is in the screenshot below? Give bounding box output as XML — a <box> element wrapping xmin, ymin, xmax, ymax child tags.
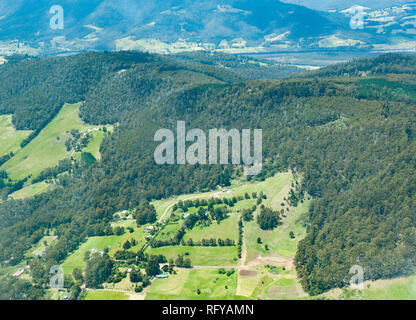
<box><xmin>0</xmin><ymin>115</ymin><xmax>32</xmax><ymax>157</ymax></box>
<box><xmin>1</xmin><ymin>103</ymin><xmax>107</xmax><ymax>182</ymax></box>
<box><xmin>84</xmin><ymin>290</ymin><xmax>129</xmax><ymax>300</ymax></box>
<box><xmin>25</xmin><ymin>235</ymin><xmax>57</xmax><ymax>259</ymax></box>
<box><xmin>148</xmin><ymin>246</ymin><xmax>239</xmax><ymax>266</ymax></box>
<box><xmin>83</xmin><ymin>129</ymin><xmax>107</xmax><ymax>160</ymax></box>
<box><xmin>245</xmin><ymin>200</ymin><xmax>310</xmax><ymax>261</ymax></box>
<box><xmin>9</xmin><ymin>181</ymin><xmax>52</xmax><ymax>200</ymax></box>
<box><xmin>319</xmin><ymin>276</ymin><xmax>416</xmax><ymax>300</ymax></box>
<box><xmin>61</xmin><ymin>220</ymin><xmax>146</xmax><ymax>276</ymax></box>
<box><xmin>361</xmin><ymin>277</ymin><xmax>416</xmax><ymax>300</ymax></box>
<box><xmin>183</xmin><ymin>213</ymin><xmax>240</xmax><ymax>242</ymax></box>
<box><xmin>145</xmin><ymin>269</ymin><xmax>239</xmax><ymax>300</ymax></box>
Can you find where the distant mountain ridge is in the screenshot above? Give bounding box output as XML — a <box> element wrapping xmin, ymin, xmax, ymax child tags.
<box><xmin>281</xmin><ymin>0</ymin><xmax>412</xmax><ymax>11</ymax></box>
<box><xmin>0</xmin><ymin>0</ymin><xmax>416</xmax><ymax>56</ymax></box>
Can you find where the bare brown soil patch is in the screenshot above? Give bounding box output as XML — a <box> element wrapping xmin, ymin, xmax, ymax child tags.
<box><xmin>239</xmin><ymin>269</ymin><xmax>258</xmax><ymax>277</ymax></box>
<box><xmin>247</xmin><ymin>254</ymin><xmax>294</xmax><ymax>270</ymax></box>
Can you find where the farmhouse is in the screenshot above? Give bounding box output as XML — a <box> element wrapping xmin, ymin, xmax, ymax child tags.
<box><xmin>12</xmin><ymin>269</ymin><xmax>24</xmax><ymax>277</ymax></box>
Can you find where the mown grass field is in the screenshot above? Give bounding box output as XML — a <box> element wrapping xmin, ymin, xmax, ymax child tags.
<box><xmin>1</xmin><ymin>103</ymin><xmax>109</xmax><ymax>182</ymax></box>
<box><xmin>9</xmin><ymin>181</ymin><xmax>52</xmax><ymax>200</ymax></box>
<box><xmin>183</xmin><ymin>213</ymin><xmax>240</xmax><ymax>242</ymax></box>
<box><xmin>228</xmin><ymin>172</ymin><xmax>293</xmax><ymax>209</ymax></box>
<box><xmin>83</xmin><ymin>129</ymin><xmax>107</xmax><ymax>160</ymax></box>
<box><xmin>145</xmin><ymin>269</ymin><xmax>240</xmax><ymax>300</ymax></box>
<box><xmin>361</xmin><ymin>277</ymin><xmax>416</xmax><ymax>300</ymax></box>
<box><xmin>84</xmin><ymin>290</ymin><xmax>129</xmax><ymax>300</ymax></box>
<box><xmin>0</xmin><ymin>115</ymin><xmax>32</xmax><ymax>157</ymax></box>
<box><xmin>245</xmin><ymin>200</ymin><xmax>310</xmax><ymax>261</ymax></box>
<box><xmin>262</xmin><ymin>269</ymin><xmax>307</xmax><ymax>300</ymax></box>
<box><xmin>320</xmin><ymin>276</ymin><xmax>416</xmax><ymax>300</ymax></box>
<box><xmin>147</xmin><ymin>246</ymin><xmax>239</xmax><ymax>266</ymax></box>
<box><xmin>103</xmin><ymin>273</ymin><xmax>138</xmax><ymax>292</ymax></box>
<box><xmin>157</xmin><ymin>222</ymin><xmax>183</xmax><ymax>241</ymax></box>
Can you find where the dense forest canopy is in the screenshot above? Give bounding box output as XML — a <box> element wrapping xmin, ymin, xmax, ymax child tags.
<box><xmin>0</xmin><ymin>51</ymin><xmax>416</xmax><ymax>298</ymax></box>
<box><xmin>309</xmin><ymin>53</ymin><xmax>416</xmax><ymax>78</ymax></box>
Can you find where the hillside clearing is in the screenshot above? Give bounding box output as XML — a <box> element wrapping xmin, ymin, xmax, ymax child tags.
<box><xmin>84</xmin><ymin>290</ymin><xmax>130</xmax><ymax>300</ymax></box>
<box><xmin>1</xmin><ymin>103</ymin><xmax>110</xmax><ymax>182</ymax></box>
<box><xmin>9</xmin><ymin>181</ymin><xmax>52</xmax><ymax>200</ymax></box>
<box><xmin>145</xmin><ymin>269</ymin><xmax>240</xmax><ymax>300</ymax></box>
<box><xmin>0</xmin><ymin>115</ymin><xmax>32</xmax><ymax>157</ymax></box>
<box><xmin>61</xmin><ymin>220</ymin><xmax>146</xmax><ymax>276</ymax></box>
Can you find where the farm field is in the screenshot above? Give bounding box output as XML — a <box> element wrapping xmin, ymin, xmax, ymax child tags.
<box><xmin>320</xmin><ymin>275</ymin><xmax>416</xmax><ymax>300</ymax></box>
<box><xmin>245</xmin><ymin>200</ymin><xmax>310</xmax><ymax>262</ymax></box>
<box><xmin>145</xmin><ymin>269</ymin><xmax>240</xmax><ymax>300</ymax></box>
<box><xmin>1</xmin><ymin>103</ymin><xmax>109</xmax><ymax>182</ymax></box>
<box><xmin>61</xmin><ymin>236</ymin><xmax>119</xmax><ymax>276</ymax></box>
<box><xmin>361</xmin><ymin>277</ymin><xmax>416</xmax><ymax>300</ymax></box>
<box><xmin>227</xmin><ymin>172</ymin><xmax>294</xmax><ymax>209</ymax></box>
<box><xmin>0</xmin><ymin>115</ymin><xmax>32</xmax><ymax>157</ymax></box>
<box><xmin>25</xmin><ymin>235</ymin><xmax>57</xmax><ymax>259</ymax></box>
<box><xmin>61</xmin><ymin>220</ymin><xmax>146</xmax><ymax>276</ymax></box>
<box><xmin>84</xmin><ymin>290</ymin><xmax>129</xmax><ymax>300</ymax></box>
<box><xmin>156</xmin><ymin>222</ymin><xmax>183</xmax><ymax>241</ymax></box>
<box><xmin>9</xmin><ymin>181</ymin><xmax>52</xmax><ymax>200</ymax></box>
<box><xmin>82</xmin><ymin>129</ymin><xmax>107</xmax><ymax>160</ymax></box>
<box><xmin>103</xmin><ymin>273</ymin><xmax>139</xmax><ymax>292</ymax></box>
<box><xmin>147</xmin><ymin>246</ymin><xmax>239</xmax><ymax>267</ymax></box>
<box><xmin>183</xmin><ymin>213</ymin><xmax>240</xmax><ymax>242</ymax></box>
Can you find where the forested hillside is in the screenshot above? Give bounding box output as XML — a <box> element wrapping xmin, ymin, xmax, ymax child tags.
<box><xmin>310</xmin><ymin>53</ymin><xmax>416</xmax><ymax>78</ymax></box>
<box><xmin>0</xmin><ymin>52</ymin><xmax>416</xmax><ymax>298</ymax></box>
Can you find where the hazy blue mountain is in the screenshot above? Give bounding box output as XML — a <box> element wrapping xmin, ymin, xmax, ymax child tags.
<box><xmin>281</xmin><ymin>0</ymin><xmax>413</xmax><ymax>11</ymax></box>
<box><xmin>0</xmin><ymin>0</ymin><xmax>415</xmax><ymax>56</ymax></box>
